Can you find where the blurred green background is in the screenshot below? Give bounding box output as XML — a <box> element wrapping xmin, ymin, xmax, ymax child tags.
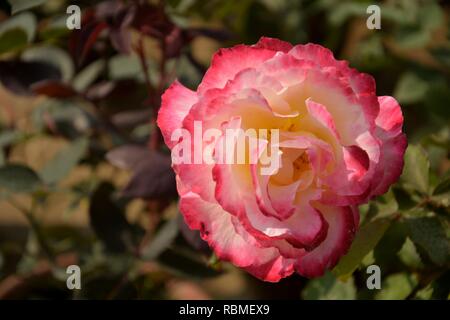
<box><xmin>0</xmin><ymin>0</ymin><xmax>448</xmax><ymax>299</ymax></box>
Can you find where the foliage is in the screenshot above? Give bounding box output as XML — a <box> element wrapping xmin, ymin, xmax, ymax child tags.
<box><xmin>0</xmin><ymin>0</ymin><xmax>448</xmax><ymax>299</ymax></box>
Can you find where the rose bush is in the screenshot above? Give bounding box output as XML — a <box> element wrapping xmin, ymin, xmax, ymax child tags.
<box><xmin>157</xmin><ymin>37</ymin><xmax>407</xmax><ymax>282</ymax></box>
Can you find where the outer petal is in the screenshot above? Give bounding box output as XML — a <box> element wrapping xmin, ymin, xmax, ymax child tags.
<box><xmin>370</xmin><ymin>96</ymin><xmax>407</xmax><ymax>196</ymax></box>
<box><xmin>295</xmin><ymin>205</ymin><xmax>356</xmax><ymax>278</ymax></box>
<box><xmin>253</xmin><ymin>36</ymin><xmax>293</xmax><ymax>53</ymax></box>
<box><xmin>198</xmin><ymin>45</ymin><xmax>277</xmax><ymax>94</ymax></box>
<box><xmin>376</xmin><ymin>96</ymin><xmax>404</xmax><ymax>136</ymax></box>
<box><xmin>289</xmin><ymin>43</ymin><xmax>349</xmax><ymax>71</ymax></box>
<box><xmin>180</xmin><ymin>192</ymin><xmax>295</xmax><ymax>282</ymax></box>
<box><xmin>157</xmin><ymin>80</ymin><xmax>197</xmax><ymax>149</ymax></box>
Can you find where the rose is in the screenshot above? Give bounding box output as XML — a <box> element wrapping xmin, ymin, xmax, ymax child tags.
<box><xmin>157</xmin><ymin>37</ymin><xmax>407</xmax><ymax>282</ymax></box>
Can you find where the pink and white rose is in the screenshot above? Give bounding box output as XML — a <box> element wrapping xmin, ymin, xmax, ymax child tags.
<box><xmin>157</xmin><ymin>37</ymin><xmax>407</xmax><ymax>282</ymax></box>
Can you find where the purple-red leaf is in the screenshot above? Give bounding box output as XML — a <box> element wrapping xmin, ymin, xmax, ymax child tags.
<box><xmin>31</xmin><ymin>80</ymin><xmax>78</xmax><ymax>98</ymax></box>
<box><xmin>107</xmin><ymin>145</ymin><xmax>176</xmax><ymax>200</ymax></box>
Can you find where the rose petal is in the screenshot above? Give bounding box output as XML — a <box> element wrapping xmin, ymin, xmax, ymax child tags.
<box><xmin>295</xmin><ymin>205</ymin><xmax>356</xmax><ymax>278</ymax></box>
<box><xmin>157</xmin><ymin>80</ymin><xmax>197</xmax><ymax>149</ymax></box>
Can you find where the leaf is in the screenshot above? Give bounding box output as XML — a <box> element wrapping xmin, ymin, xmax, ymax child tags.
<box><xmin>107</xmin><ymin>146</ymin><xmax>177</xmax><ymax>200</ymax></box>
<box><xmin>106</xmin><ymin>144</ymin><xmax>150</xmax><ymax>170</ymax></box>
<box><xmin>0</xmin><ymin>164</ymin><xmax>41</xmax><ymax>193</ymax></box>
<box><xmin>394</xmin><ymin>72</ymin><xmax>429</xmax><ymax>104</ymax></box>
<box><xmin>364</xmin><ymin>189</ymin><xmax>398</xmax><ymax>223</ymax></box>
<box><xmin>405</xmin><ymin>217</ymin><xmax>450</xmax><ymax>266</ymax></box>
<box><xmin>39</xmin><ymin>138</ymin><xmax>88</xmax><ymax>184</ymax></box>
<box><xmin>31</xmin><ymin>99</ymin><xmax>90</xmax><ymax>136</ymax></box>
<box><xmin>31</xmin><ymin>80</ymin><xmax>78</xmax><ymax>98</ymax></box>
<box><xmin>111</xmin><ymin>109</ymin><xmax>153</xmax><ymax>129</ymax></box>
<box><xmin>394</xmin><ymin>27</ymin><xmax>430</xmax><ymax>49</ymax></box>
<box><xmin>122</xmin><ymin>156</ymin><xmax>177</xmax><ymax>200</ymax></box>
<box><xmin>89</xmin><ymin>182</ymin><xmax>137</xmax><ymax>253</ymax></box>
<box><xmin>328</xmin><ymin>2</ymin><xmax>367</xmax><ymax>26</ymax></box>
<box><xmin>38</xmin><ymin>16</ymin><xmax>69</xmax><ymax>41</ymax></box>
<box><xmin>0</xmin><ymin>12</ymin><xmax>36</xmax><ymax>54</ymax></box>
<box><xmin>9</xmin><ymin>0</ymin><xmax>47</xmax><ymax>14</ymax></box>
<box><xmin>0</xmin><ymin>130</ymin><xmax>22</xmax><ymax>147</ymax></box>
<box><xmin>419</xmin><ymin>3</ymin><xmax>444</xmax><ymax>31</ymax></box>
<box><xmin>0</xmin><ymin>60</ymin><xmax>61</xmax><ymax>95</ymax></box>
<box><xmin>302</xmin><ymin>272</ymin><xmax>356</xmax><ymax>300</ymax></box>
<box><xmin>398</xmin><ymin>238</ymin><xmax>423</xmax><ymax>269</ymax></box>
<box><xmin>0</xmin><ymin>131</ymin><xmax>22</xmax><ymax>167</ymax></box>
<box><xmin>140</xmin><ymin>217</ymin><xmax>179</xmax><ymax>260</ymax></box>
<box><xmin>401</xmin><ymin>144</ymin><xmax>430</xmax><ymax>194</ymax></box>
<box><xmin>424</xmin><ymin>83</ymin><xmax>450</xmax><ymax>119</ymax></box>
<box><xmin>108</xmin><ymin>54</ymin><xmax>157</xmax><ymax>82</ymax></box>
<box><xmin>0</xmin><ymin>11</ymin><xmax>36</xmax><ymax>42</ymax></box>
<box><xmin>430</xmin><ymin>271</ymin><xmax>450</xmax><ymax>299</ymax></box>
<box><xmin>373</xmin><ymin>221</ymin><xmax>407</xmax><ymax>270</ymax></box>
<box><xmin>157</xmin><ymin>247</ymin><xmax>221</xmax><ymax>279</ymax></box>
<box><xmin>433</xmin><ymin>177</ymin><xmax>450</xmax><ymax>195</ymax></box>
<box><xmin>106</xmin><ymin>6</ymin><xmax>134</xmax><ymax>54</ymax></box>
<box><xmin>431</xmin><ymin>47</ymin><xmax>450</xmax><ymax>67</ymax></box>
<box><xmin>333</xmin><ymin>218</ymin><xmax>391</xmax><ymax>278</ymax></box>
<box><xmin>375</xmin><ymin>273</ymin><xmax>418</xmax><ymax>300</ymax></box>
<box><xmin>0</xmin><ymin>28</ymin><xmax>28</xmax><ymax>54</ymax></box>
<box><xmin>392</xmin><ymin>187</ymin><xmax>417</xmax><ymax>211</ymax></box>
<box><xmin>22</xmin><ymin>46</ymin><xmax>74</xmax><ymax>81</ymax></box>
<box><xmin>72</xmin><ymin>60</ymin><xmax>106</xmax><ymax>92</ymax></box>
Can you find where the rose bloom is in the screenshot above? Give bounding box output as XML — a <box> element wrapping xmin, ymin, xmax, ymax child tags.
<box><xmin>157</xmin><ymin>37</ymin><xmax>407</xmax><ymax>282</ymax></box>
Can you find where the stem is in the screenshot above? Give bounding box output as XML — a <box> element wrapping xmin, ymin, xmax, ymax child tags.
<box><xmin>135</xmin><ymin>35</ymin><xmax>165</xmax><ymax>150</ymax></box>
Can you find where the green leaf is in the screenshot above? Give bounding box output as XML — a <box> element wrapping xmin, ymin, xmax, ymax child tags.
<box><xmin>394</xmin><ymin>72</ymin><xmax>428</xmax><ymax>104</ymax></box>
<box><xmin>141</xmin><ymin>217</ymin><xmax>179</xmax><ymax>260</ymax></box>
<box><xmin>363</xmin><ymin>189</ymin><xmax>398</xmax><ymax>223</ymax></box>
<box><xmin>430</xmin><ymin>271</ymin><xmax>450</xmax><ymax>299</ymax></box>
<box><xmin>327</xmin><ymin>2</ymin><xmax>367</xmax><ymax>26</ymax></box>
<box><xmin>375</xmin><ymin>273</ymin><xmax>418</xmax><ymax>300</ymax></box>
<box><xmin>0</xmin><ymin>12</ymin><xmax>36</xmax><ymax>42</ymax></box>
<box><xmin>0</xmin><ymin>164</ymin><xmax>41</xmax><ymax>193</ymax></box>
<box><xmin>109</xmin><ymin>54</ymin><xmax>157</xmax><ymax>83</ymax></box>
<box><xmin>302</xmin><ymin>272</ymin><xmax>356</xmax><ymax>300</ymax></box>
<box><xmin>0</xmin><ymin>12</ymin><xmax>36</xmax><ymax>54</ymax></box>
<box><xmin>0</xmin><ymin>130</ymin><xmax>22</xmax><ymax>147</ymax></box>
<box><xmin>398</xmin><ymin>238</ymin><xmax>423</xmax><ymax>269</ymax></box>
<box><xmin>9</xmin><ymin>0</ymin><xmax>47</xmax><ymax>14</ymax></box>
<box><xmin>406</xmin><ymin>217</ymin><xmax>450</xmax><ymax>266</ymax></box>
<box><xmin>333</xmin><ymin>218</ymin><xmax>391</xmax><ymax>278</ymax></box>
<box><xmin>394</xmin><ymin>27</ymin><xmax>430</xmax><ymax>49</ymax></box>
<box><xmin>419</xmin><ymin>3</ymin><xmax>444</xmax><ymax>31</ymax></box>
<box><xmin>36</xmin><ymin>14</ymin><xmax>70</xmax><ymax>41</ymax></box>
<box><xmin>39</xmin><ymin>138</ymin><xmax>88</xmax><ymax>184</ymax></box>
<box><xmin>401</xmin><ymin>144</ymin><xmax>430</xmax><ymax>194</ymax></box>
<box><xmin>373</xmin><ymin>221</ymin><xmax>407</xmax><ymax>269</ymax></box>
<box><xmin>433</xmin><ymin>177</ymin><xmax>450</xmax><ymax>195</ymax></box>
<box><xmin>0</xmin><ymin>28</ymin><xmax>28</xmax><ymax>54</ymax></box>
<box><xmin>431</xmin><ymin>47</ymin><xmax>450</xmax><ymax>67</ymax></box>
<box><xmin>72</xmin><ymin>60</ymin><xmax>106</xmax><ymax>92</ymax></box>
<box><xmin>157</xmin><ymin>246</ymin><xmax>221</xmax><ymax>279</ymax></box>
<box><xmin>89</xmin><ymin>182</ymin><xmax>140</xmax><ymax>253</ymax></box>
